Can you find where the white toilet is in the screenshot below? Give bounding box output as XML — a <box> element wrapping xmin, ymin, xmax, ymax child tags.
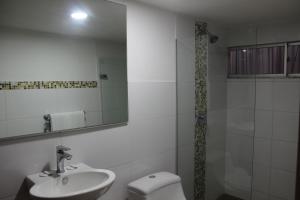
<box><xmin>127</xmin><ymin>172</ymin><xmax>187</xmax><ymax>200</ymax></box>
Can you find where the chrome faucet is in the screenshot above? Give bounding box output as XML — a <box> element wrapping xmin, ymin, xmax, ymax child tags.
<box><xmin>56</xmin><ymin>145</ymin><xmax>72</xmax><ymax>174</ymax></box>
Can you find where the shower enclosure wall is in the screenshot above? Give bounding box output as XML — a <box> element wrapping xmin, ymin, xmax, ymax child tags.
<box><xmin>177</xmin><ymin>21</ymin><xmax>300</xmax><ymax>200</ymax></box>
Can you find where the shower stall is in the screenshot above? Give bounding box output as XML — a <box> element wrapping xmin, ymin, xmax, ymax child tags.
<box><xmin>176</xmin><ymin>21</ymin><xmax>300</xmax><ymax>200</ymax></box>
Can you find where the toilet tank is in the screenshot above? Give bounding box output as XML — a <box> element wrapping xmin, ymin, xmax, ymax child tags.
<box><xmin>127</xmin><ymin>172</ymin><xmax>186</xmax><ymax>200</ymax></box>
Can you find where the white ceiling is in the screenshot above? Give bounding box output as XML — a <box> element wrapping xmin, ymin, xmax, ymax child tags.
<box><xmin>0</xmin><ymin>0</ymin><xmax>126</xmax><ymax>42</ymax></box>
<box><xmin>134</xmin><ymin>0</ymin><xmax>300</xmax><ymax>25</ymax></box>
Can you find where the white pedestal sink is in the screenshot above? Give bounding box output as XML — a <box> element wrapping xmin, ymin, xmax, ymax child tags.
<box><xmin>27</xmin><ymin>163</ymin><xmax>116</xmax><ymax>200</ymax></box>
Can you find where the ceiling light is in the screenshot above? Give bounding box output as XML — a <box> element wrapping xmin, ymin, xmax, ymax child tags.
<box><xmin>71</xmin><ymin>11</ymin><xmax>88</xmax><ymax>20</ymax></box>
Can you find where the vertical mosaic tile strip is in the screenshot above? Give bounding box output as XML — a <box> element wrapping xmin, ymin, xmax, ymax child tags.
<box><xmin>194</xmin><ymin>21</ymin><xmax>208</xmax><ymax>200</ymax></box>
<box><xmin>0</xmin><ymin>81</ymin><xmax>97</xmax><ymax>90</ymax></box>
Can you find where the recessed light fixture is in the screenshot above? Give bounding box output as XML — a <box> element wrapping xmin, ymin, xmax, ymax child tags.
<box><xmin>71</xmin><ymin>11</ymin><xmax>88</xmax><ymax>20</ymax></box>
<box><xmin>242</xmin><ymin>49</ymin><xmax>247</xmax><ymax>53</ymax></box>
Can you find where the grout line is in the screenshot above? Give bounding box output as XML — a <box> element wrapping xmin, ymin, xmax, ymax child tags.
<box><xmin>269</xmin><ymin>166</ymin><xmax>297</xmax><ymax>174</ymax></box>
<box><xmin>175</xmin><ymin>38</ymin><xmax>179</xmax><ymax>175</ymax></box>
<box><xmin>127</xmin><ymin>80</ymin><xmax>176</xmax><ymax>83</ymax></box>
<box><xmin>4</xmin><ymin>90</ymin><xmax>7</xmax><ymax>123</ymax></box>
<box><xmin>249</xmin><ymin>74</ymin><xmax>257</xmax><ymax>200</ymax></box>
<box><xmin>267</xmin><ymin>82</ymin><xmax>275</xmax><ymax>200</ymax></box>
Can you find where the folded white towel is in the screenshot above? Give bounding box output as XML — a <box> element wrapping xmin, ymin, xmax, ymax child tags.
<box><xmin>50</xmin><ymin>111</ymin><xmax>86</xmax><ymax>132</ymax></box>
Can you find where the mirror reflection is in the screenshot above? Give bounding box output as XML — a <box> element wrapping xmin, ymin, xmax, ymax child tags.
<box><xmin>0</xmin><ymin>0</ymin><xmax>127</xmax><ymax>140</ymax></box>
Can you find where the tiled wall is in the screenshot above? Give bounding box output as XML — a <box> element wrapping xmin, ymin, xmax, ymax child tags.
<box><xmin>226</xmin><ymin>78</ymin><xmax>299</xmax><ymax>200</ymax></box>
<box><xmin>226</xmin><ymin>78</ymin><xmax>257</xmax><ymax>199</ymax></box>
<box><xmin>253</xmin><ymin>78</ymin><xmax>298</xmax><ymax>200</ymax></box>
<box><xmin>0</xmin><ymin>2</ymin><xmax>184</xmax><ymax>200</ymax></box>
<box><xmin>194</xmin><ymin>22</ymin><xmax>208</xmax><ymax>200</ymax></box>
<box><xmin>224</xmin><ymin>22</ymin><xmax>300</xmax><ymax>200</ymax></box>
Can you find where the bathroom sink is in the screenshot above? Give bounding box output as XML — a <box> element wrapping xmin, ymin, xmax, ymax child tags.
<box><xmin>27</xmin><ymin>163</ymin><xmax>115</xmax><ymax>200</ymax></box>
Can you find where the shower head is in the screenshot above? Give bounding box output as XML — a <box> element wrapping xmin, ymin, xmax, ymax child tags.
<box><xmin>208</xmin><ymin>32</ymin><xmax>219</xmax><ymax>44</ymax></box>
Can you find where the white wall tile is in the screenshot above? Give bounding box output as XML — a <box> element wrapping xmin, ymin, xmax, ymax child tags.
<box><xmin>257</xmin><ymin>22</ymin><xmax>300</xmax><ymax>44</ymax></box>
<box><xmin>175</xmin><ymin>15</ymin><xmax>195</xmax><ymax>50</ymax></box>
<box><xmin>225</xmin><ymin>160</ymin><xmax>253</xmax><ymax>194</ymax></box>
<box><xmin>206</xmin><ymin>148</ymin><xmax>225</xmax><ymax>200</ymax></box>
<box><xmin>129</xmin><ymin>149</ymin><xmax>176</xmax><ymax>182</ymax></box>
<box><xmin>251</xmin><ymin>191</ymin><xmax>268</xmax><ymax>200</ymax></box>
<box><xmin>227</xmin><ymin>80</ymin><xmax>255</xmax><ymax>109</ymax></box>
<box><xmin>273</xmin><ymin>111</ymin><xmax>299</xmax><ymax>142</ymax></box>
<box><xmin>254</xmin><ymin>110</ymin><xmax>272</xmax><ymax>139</ymax></box>
<box><xmin>0</xmin><ymin>121</ymin><xmax>8</xmax><ymax>139</ymax></box>
<box><xmin>207</xmin><ymin>110</ymin><xmax>226</xmax><ymax>149</ymax></box>
<box><xmin>270</xmin><ymin>169</ymin><xmax>296</xmax><ymax>200</ymax></box>
<box><xmin>178</xmin><ymin>145</ymin><xmax>194</xmax><ymax>199</ymax></box>
<box><xmin>226</xmin><ymin>134</ymin><xmax>254</xmax><ymax>166</ymax></box>
<box><xmin>226</xmin><ymin>26</ymin><xmax>257</xmax><ymax>46</ymax></box>
<box><xmin>178</xmin><ymin>146</ymin><xmax>194</xmax><ymax>177</ymax></box>
<box><xmin>208</xmin><ymin>80</ymin><xmax>227</xmax><ymax>111</ymax></box>
<box><xmin>271</xmin><ymin>141</ymin><xmax>297</xmax><ymax>172</ymax></box>
<box><xmin>128</xmin><ymin>116</ymin><xmax>176</xmax><ymax>160</ymax></box>
<box><xmin>273</xmin><ymin>80</ymin><xmax>300</xmax><ymax>112</ymax></box>
<box><xmin>127</xmin><ymin>1</ymin><xmax>176</xmax><ymax>82</ymax></box>
<box><xmin>254</xmin><ymin>138</ymin><xmax>271</xmax><ymax>165</ymax></box>
<box><xmin>225</xmin><ymin>181</ymin><xmax>252</xmax><ymax>200</ymax></box>
<box><xmin>227</xmin><ymin>108</ymin><xmax>254</xmax><ymax>136</ymax></box>
<box><xmin>177</xmin><ymin>114</ymin><xmax>194</xmax><ymax>147</ymax></box>
<box><xmin>177</xmin><ymin>82</ymin><xmax>195</xmax><ymax>115</ymax></box>
<box><xmin>269</xmin><ymin>196</ymin><xmax>285</xmax><ymax>200</ymax></box>
<box><xmin>177</xmin><ymin>40</ymin><xmax>195</xmax><ymax>83</ymax></box>
<box><xmin>225</xmin><ymin>135</ymin><xmax>253</xmax><ymax>196</ymax></box>
<box><xmin>208</xmin><ymin>54</ymin><xmax>227</xmax><ymax>82</ymax></box>
<box><xmin>0</xmin><ymin>91</ymin><xmax>5</xmax><ymax>121</ymax></box>
<box><xmin>128</xmin><ymin>82</ymin><xmax>176</xmax><ymax>120</ymax></box>
<box><xmin>252</xmin><ymin>164</ymin><xmax>270</xmax><ymax>194</ymax></box>
<box><xmin>255</xmin><ymin>80</ymin><xmax>272</xmax><ymax>110</ymax></box>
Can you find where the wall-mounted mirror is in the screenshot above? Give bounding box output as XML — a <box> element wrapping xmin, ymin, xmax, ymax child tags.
<box><xmin>0</xmin><ymin>0</ymin><xmax>127</xmax><ymax>141</ymax></box>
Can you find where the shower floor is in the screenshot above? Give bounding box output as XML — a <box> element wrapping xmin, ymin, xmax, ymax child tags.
<box><xmin>216</xmin><ymin>194</ymin><xmax>244</xmax><ymax>200</ymax></box>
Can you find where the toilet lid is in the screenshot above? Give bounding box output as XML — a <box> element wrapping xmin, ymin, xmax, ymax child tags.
<box><xmin>128</xmin><ymin>172</ymin><xmax>181</xmax><ymax>195</ymax></box>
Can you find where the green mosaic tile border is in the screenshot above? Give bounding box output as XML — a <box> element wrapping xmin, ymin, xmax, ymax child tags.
<box><xmin>0</xmin><ymin>81</ymin><xmax>97</xmax><ymax>90</ymax></box>
<box><xmin>194</xmin><ymin>21</ymin><xmax>208</xmax><ymax>200</ymax></box>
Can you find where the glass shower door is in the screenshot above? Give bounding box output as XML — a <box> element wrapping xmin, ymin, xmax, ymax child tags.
<box><xmin>177</xmin><ymin>20</ymin><xmax>300</xmax><ymax>200</ymax></box>
<box><xmin>206</xmin><ymin>25</ymin><xmax>258</xmax><ymax>200</ymax></box>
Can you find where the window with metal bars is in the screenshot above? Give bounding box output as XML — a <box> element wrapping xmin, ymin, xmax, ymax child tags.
<box><xmin>228</xmin><ymin>45</ymin><xmax>285</xmax><ymax>77</ymax></box>
<box><xmin>287</xmin><ymin>43</ymin><xmax>300</xmax><ymax>74</ymax></box>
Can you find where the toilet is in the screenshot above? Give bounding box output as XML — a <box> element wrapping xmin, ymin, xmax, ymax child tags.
<box><xmin>127</xmin><ymin>172</ymin><xmax>187</xmax><ymax>200</ymax></box>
